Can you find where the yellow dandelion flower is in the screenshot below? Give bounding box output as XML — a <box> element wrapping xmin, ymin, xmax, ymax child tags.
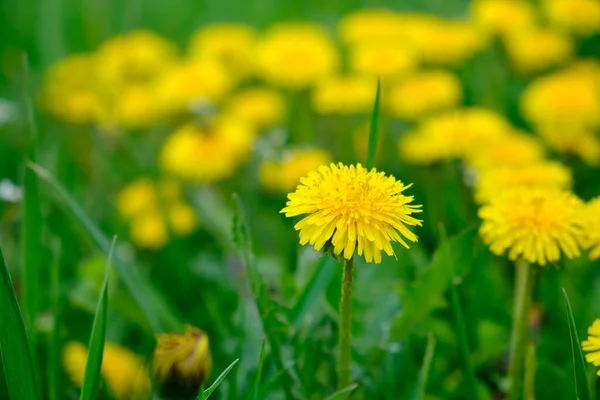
<box><xmin>260</xmin><ymin>148</ymin><xmax>333</xmax><ymax>193</ymax></box>
<box><xmin>188</xmin><ymin>23</ymin><xmax>257</xmax><ymax>79</ymax></box>
<box><xmin>464</xmin><ymin>131</ymin><xmax>546</xmax><ymax>171</ymax></box>
<box><xmin>582</xmin><ymin>197</ymin><xmax>600</xmax><ymax>260</ymax></box>
<box><xmin>107</xmin><ymin>83</ymin><xmax>162</xmax><ymax>129</ymax></box>
<box><xmin>338</xmin><ymin>9</ymin><xmax>405</xmax><ymax>44</ymax></box>
<box><xmin>224</xmin><ymin>87</ymin><xmax>286</xmax><ymax>130</ymax></box>
<box><xmin>312</xmin><ymin>75</ymin><xmax>376</xmax><ymax>115</ymax></box>
<box><xmin>63</xmin><ymin>341</ymin><xmax>150</xmax><ymax>400</ymax></box>
<box><xmin>387</xmin><ymin>70</ymin><xmax>462</xmax><ymax>120</ymax></box>
<box><xmin>168</xmin><ymin>202</ymin><xmax>197</xmax><ymax>236</ymax></box>
<box><xmin>475</xmin><ymin>161</ymin><xmax>572</xmax><ymax>204</ymax></box>
<box><xmin>537</xmin><ymin>128</ymin><xmax>600</xmax><ymax>165</ymax></box>
<box><xmin>504</xmin><ymin>28</ymin><xmax>573</xmax><ymax>74</ymax></box>
<box><xmin>116</xmin><ymin>178</ymin><xmax>158</xmax><ymax>221</ymax></box>
<box><xmin>583</xmin><ymin>319</ymin><xmax>600</xmax><ymax>374</ymax></box>
<box><xmin>160</xmin><ymin>118</ymin><xmax>254</xmax><ymax>183</ymax></box>
<box><xmin>470</xmin><ymin>0</ymin><xmax>536</xmax><ymax>36</ymax></box>
<box><xmin>281</xmin><ymin>163</ymin><xmax>422</xmax><ymax>264</ymax></box>
<box><xmin>130</xmin><ymin>210</ymin><xmax>168</xmax><ymax>250</ymax></box>
<box><xmin>256</xmin><ymin>22</ymin><xmax>339</xmax><ymax>89</ymax></box>
<box><xmin>479</xmin><ymin>189</ymin><xmax>584</xmax><ymax>265</ymax></box>
<box><xmin>398</xmin><ymin>108</ymin><xmax>511</xmax><ymax>164</ymax></box>
<box><xmin>349</xmin><ymin>40</ymin><xmax>417</xmax><ymax>80</ymax></box>
<box><xmin>542</xmin><ymin>0</ymin><xmax>600</xmax><ymax>36</ymax></box>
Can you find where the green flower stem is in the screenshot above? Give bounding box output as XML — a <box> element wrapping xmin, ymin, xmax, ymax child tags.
<box><xmin>508</xmin><ymin>258</ymin><xmax>534</xmax><ymax>400</ymax></box>
<box><xmin>338</xmin><ymin>257</ymin><xmax>354</xmax><ymax>390</ymax></box>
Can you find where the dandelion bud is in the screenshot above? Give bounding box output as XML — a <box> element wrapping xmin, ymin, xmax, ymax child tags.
<box><xmin>152</xmin><ymin>325</ymin><xmax>212</xmax><ymax>399</ymax></box>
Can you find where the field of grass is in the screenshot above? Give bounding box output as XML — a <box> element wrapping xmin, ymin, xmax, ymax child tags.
<box><xmin>2</xmin><ymin>0</ymin><xmax>600</xmax><ymax>399</ymax></box>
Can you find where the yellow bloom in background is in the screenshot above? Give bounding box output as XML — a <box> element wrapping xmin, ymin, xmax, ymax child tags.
<box><xmin>224</xmin><ymin>87</ymin><xmax>286</xmax><ymax>130</ymax></box>
<box><xmin>281</xmin><ymin>163</ymin><xmax>422</xmax><ymax>264</ymax></box>
<box><xmin>583</xmin><ymin>319</ymin><xmax>600</xmax><ymax>374</ymax></box>
<box><xmin>260</xmin><ymin>148</ymin><xmax>333</xmax><ymax>193</ymax></box>
<box><xmin>117</xmin><ymin>178</ymin><xmax>158</xmax><ymax>220</ymax></box>
<box><xmin>398</xmin><ymin>108</ymin><xmax>511</xmax><ymax>164</ymax></box>
<box><xmin>503</xmin><ymin>28</ymin><xmax>573</xmax><ymax>74</ymax></box>
<box><xmin>464</xmin><ymin>132</ymin><xmax>546</xmax><ymax>171</ymax></box>
<box><xmin>338</xmin><ymin>9</ymin><xmax>405</xmax><ymax>43</ymax></box>
<box><xmin>312</xmin><ymin>75</ymin><xmax>376</xmax><ymax>115</ymax></box>
<box><xmin>470</xmin><ymin>0</ymin><xmax>536</xmax><ymax>36</ymax></box>
<box><xmin>537</xmin><ymin>128</ymin><xmax>600</xmax><ymax>165</ymax></box>
<box><xmin>188</xmin><ymin>23</ymin><xmax>257</xmax><ymax>79</ymax></box>
<box><xmin>387</xmin><ymin>70</ymin><xmax>462</xmax><ymax>120</ymax></box>
<box><xmin>256</xmin><ymin>22</ymin><xmax>339</xmax><ymax>89</ymax></box>
<box><xmin>168</xmin><ymin>202</ymin><xmax>197</xmax><ymax>236</ymax></box>
<box><xmin>581</xmin><ymin>197</ymin><xmax>600</xmax><ymax>260</ymax></box>
<box><xmin>349</xmin><ymin>40</ymin><xmax>417</xmax><ymax>80</ymax></box>
<box><xmin>158</xmin><ymin>59</ymin><xmax>232</xmax><ymax>115</ymax></box>
<box><xmin>474</xmin><ymin>161</ymin><xmax>572</xmax><ymax>203</ymax></box>
<box><xmin>153</xmin><ymin>326</ymin><xmax>212</xmax><ymax>399</ymax></box>
<box><xmin>542</xmin><ymin>0</ymin><xmax>600</xmax><ymax>36</ymax></box>
<box><xmin>479</xmin><ymin>189</ymin><xmax>584</xmax><ymax>265</ymax></box>
<box><xmin>130</xmin><ymin>210</ymin><xmax>169</xmax><ymax>250</ymax></box>
<box><xmin>160</xmin><ymin>118</ymin><xmax>254</xmax><ymax>183</ymax></box>
<box><xmin>63</xmin><ymin>341</ymin><xmax>150</xmax><ymax>400</ymax></box>
<box><xmin>107</xmin><ymin>83</ymin><xmax>162</xmax><ymax>129</ymax></box>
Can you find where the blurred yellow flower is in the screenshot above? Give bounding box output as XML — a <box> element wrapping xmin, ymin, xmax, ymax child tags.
<box><xmin>130</xmin><ymin>211</ymin><xmax>169</xmax><ymax>250</ymax></box>
<box><xmin>387</xmin><ymin>70</ymin><xmax>462</xmax><ymax>120</ymax></box>
<box><xmin>256</xmin><ymin>22</ymin><xmax>339</xmax><ymax>89</ymax></box>
<box><xmin>542</xmin><ymin>0</ymin><xmax>600</xmax><ymax>36</ymax></box>
<box><xmin>153</xmin><ymin>326</ymin><xmax>212</xmax><ymax>399</ymax></box>
<box><xmin>474</xmin><ymin>161</ymin><xmax>572</xmax><ymax>203</ymax></box>
<box><xmin>158</xmin><ymin>59</ymin><xmax>232</xmax><ymax>115</ymax></box>
<box><xmin>312</xmin><ymin>75</ymin><xmax>376</xmax><ymax>115</ymax></box>
<box><xmin>470</xmin><ymin>0</ymin><xmax>536</xmax><ymax>36</ymax></box>
<box><xmin>479</xmin><ymin>189</ymin><xmax>584</xmax><ymax>265</ymax></box>
<box><xmin>188</xmin><ymin>23</ymin><xmax>256</xmax><ymax>79</ymax></box>
<box><xmin>349</xmin><ymin>40</ymin><xmax>416</xmax><ymax>80</ymax></box>
<box><xmin>107</xmin><ymin>83</ymin><xmax>162</xmax><ymax>129</ymax></box>
<box><xmin>224</xmin><ymin>87</ymin><xmax>286</xmax><ymax>130</ymax></box>
<box><xmin>582</xmin><ymin>197</ymin><xmax>600</xmax><ymax>260</ymax></box>
<box><xmin>338</xmin><ymin>9</ymin><xmax>405</xmax><ymax>43</ymax></box>
<box><xmin>281</xmin><ymin>163</ymin><xmax>422</xmax><ymax>264</ymax></box>
<box><xmin>537</xmin><ymin>128</ymin><xmax>600</xmax><ymax>165</ymax></box>
<box><xmin>583</xmin><ymin>319</ymin><xmax>600</xmax><ymax>375</ymax></box>
<box><xmin>160</xmin><ymin>119</ymin><xmax>254</xmax><ymax>183</ymax></box>
<box><xmin>63</xmin><ymin>341</ymin><xmax>150</xmax><ymax>400</ymax></box>
<box><xmin>260</xmin><ymin>148</ymin><xmax>333</xmax><ymax>192</ymax></box>
<box><xmin>504</xmin><ymin>28</ymin><xmax>573</xmax><ymax>74</ymax></box>
<box><xmin>168</xmin><ymin>202</ymin><xmax>197</xmax><ymax>236</ymax></box>
<box><xmin>398</xmin><ymin>108</ymin><xmax>511</xmax><ymax>164</ymax></box>
<box><xmin>117</xmin><ymin>178</ymin><xmax>158</xmax><ymax>220</ymax></box>
<box><xmin>464</xmin><ymin>132</ymin><xmax>546</xmax><ymax>171</ymax></box>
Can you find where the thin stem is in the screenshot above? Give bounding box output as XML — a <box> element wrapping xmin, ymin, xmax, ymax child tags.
<box><xmin>338</xmin><ymin>257</ymin><xmax>354</xmax><ymax>390</ymax></box>
<box><xmin>451</xmin><ymin>280</ymin><xmax>478</xmax><ymax>400</ymax></box>
<box><xmin>508</xmin><ymin>258</ymin><xmax>534</xmax><ymax>400</ymax></box>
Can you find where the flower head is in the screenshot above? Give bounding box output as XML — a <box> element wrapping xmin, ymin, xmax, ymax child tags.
<box><xmin>542</xmin><ymin>0</ymin><xmax>600</xmax><ymax>36</ymax></box>
<box><xmin>464</xmin><ymin>132</ymin><xmax>546</xmax><ymax>171</ymax></box>
<box><xmin>338</xmin><ymin>9</ymin><xmax>406</xmax><ymax>44</ymax></box>
<box><xmin>582</xmin><ymin>197</ymin><xmax>600</xmax><ymax>260</ymax></box>
<box><xmin>537</xmin><ymin>128</ymin><xmax>600</xmax><ymax>165</ymax></box>
<box><xmin>349</xmin><ymin>40</ymin><xmax>416</xmax><ymax>80</ymax></box>
<box><xmin>224</xmin><ymin>87</ymin><xmax>286</xmax><ymax>130</ymax></box>
<box><xmin>281</xmin><ymin>163</ymin><xmax>422</xmax><ymax>264</ymax></box>
<box><xmin>478</xmin><ymin>189</ymin><xmax>584</xmax><ymax>265</ymax></box>
<box><xmin>504</xmin><ymin>28</ymin><xmax>573</xmax><ymax>74</ymax></box>
<box><xmin>260</xmin><ymin>148</ymin><xmax>333</xmax><ymax>193</ymax></box>
<box><xmin>583</xmin><ymin>319</ymin><xmax>600</xmax><ymax>375</ymax></box>
<box><xmin>153</xmin><ymin>326</ymin><xmax>212</xmax><ymax>399</ymax></box>
<box><xmin>63</xmin><ymin>342</ymin><xmax>150</xmax><ymax>399</ymax></box>
<box><xmin>470</xmin><ymin>0</ymin><xmax>536</xmax><ymax>36</ymax></box>
<box><xmin>312</xmin><ymin>75</ymin><xmax>376</xmax><ymax>115</ymax></box>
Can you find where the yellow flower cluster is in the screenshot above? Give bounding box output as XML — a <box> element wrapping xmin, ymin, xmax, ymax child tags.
<box><xmin>116</xmin><ymin>178</ymin><xmax>196</xmax><ymax>249</ymax></box>
<box><xmin>260</xmin><ymin>148</ymin><xmax>333</xmax><ymax>193</ymax></box>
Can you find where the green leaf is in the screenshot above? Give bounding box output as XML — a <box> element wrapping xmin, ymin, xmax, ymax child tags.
<box><xmin>250</xmin><ymin>339</ymin><xmax>266</xmax><ymax>400</ymax></box>
<box><xmin>0</xmin><ymin>240</ymin><xmax>40</xmax><ymax>399</ymax></box>
<box><xmin>324</xmin><ymin>384</ymin><xmax>359</xmax><ymax>400</ymax></box>
<box><xmin>198</xmin><ymin>358</ymin><xmax>240</xmax><ymax>400</ymax></box>
<box><xmin>48</xmin><ymin>241</ymin><xmax>61</xmax><ymax>400</ymax></box>
<box><xmin>365</xmin><ymin>78</ymin><xmax>381</xmax><ymax>170</ymax></box>
<box><xmin>563</xmin><ymin>288</ymin><xmax>591</xmax><ymax>400</ymax></box>
<box><xmin>80</xmin><ymin>237</ymin><xmax>114</xmax><ymax>400</ymax></box>
<box><xmin>413</xmin><ymin>332</ymin><xmax>436</xmax><ymax>400</ymax></box>
<box><xmin>28</xmin><ymin>163</ymin><xmax>181</xmax><ymax>333</ymax></box>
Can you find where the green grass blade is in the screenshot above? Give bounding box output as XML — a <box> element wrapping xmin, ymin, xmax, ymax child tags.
<box><xmin>324</xmin><ymin>383</ymin><xmax>359</xmax><ymax>400</ymax></box>
<box><xmin>413</xmin><ymin>333</ymin><xmax>436</xmax><ymax>400</ymax></box>
<box><xmin>79</xmin><ymin>237</ymin><xmax>115</xmax><ymax>400</ymax></box>
<box><xmin>365</xmin><ymin>78</ymin><xmax>381</xmax><ymax>170</ymax></box>
<box><xmin>28</xmin><ymin>162</ymin><xmax>181</xmax><ymax>333</ymax></box>
<box><xmin>48</xmin><ymin>240</ymin><xmax>61</xmax><ymax>400</ymax></box>
<box><xmin>250</xmin><ymin>339</ymin><xmax>266</xmax><ymax>400</ymax></box>
<box><xmin>0</xmin><ymin>241</ymin><xmax>40</xmax><ymax>399</ymax></box>
<box><xmin>563</xmin><ymin>288</ymin><xmax>591</xmax><ymax>400</ymax></box>
<box><xmin>198</xmin><ymin>358</ymin><xmax>240</xmax><ymax>400</ymax></box>
<box><xmin>451</xmin><ymin>280</ymin><xmax>478</xmax><ymax>400</ymax></box>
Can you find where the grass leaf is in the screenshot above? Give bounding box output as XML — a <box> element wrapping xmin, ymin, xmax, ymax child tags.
<box><xmin>79</xmin><ymin>236</ymin><xmax>115</xmax><ymax>400</ymax></box>
<box><xmin>365</xmin><ymin>78</ymin><xmax>381</xmax><ymax>170</ymax></box>
<box><xmin>199</xmin><ymin>358</ymin><xmax>240</xmax><ymax>400</ymax></box>
<box><xmin>451</xmin><ymin>280</ymin><xmax>478</xmax><ymax>400</ymax></box>
<box><xmin>324</xmin><ymin>383</ymin><xmax>359</xmax><ymax>400</ymax></box>
<box><xmin>413</xmin><ymin>333</ymin><xmax>436</xmax><ymax>400</ymax></box>
<box><xmin>0</xmin><ymin>240</ymin><xmax>40</xmax><ymax>400</ymax></box>
<box><xmin>250</xmin><ymin>339</ymin><xmax>267</xmax><ymax>400</ymax></box>
<box><xmin>28</xmin><ymin>162</ymin><xmax>181</xmax><ymax>333</ymax></box>
<box><xmin>563</xmin><ymin>288</ymin><xmax>591</xmax><ymax>400</ymax></box>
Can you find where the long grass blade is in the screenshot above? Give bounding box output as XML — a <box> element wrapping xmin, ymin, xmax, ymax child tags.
<box><xmin>0</xmin><ymin>241</ymin><xmax>40</xmax><ymax>399</ymax></box>
<box><xmin>48</xmin><ymin>240</ymin><xmax>61</xmax><ymax>400</ymax></box>
<box><xmin>199</xmin><ymin>358</ymin><xmax>240</xmax><ymax>400</ymax></box>
<box><xmin>250</xmin><ymin>339</ymin><xmax>266</xmax><ymax>400</ymax></box>
<box><xmin>365</xmin><ymin>78</ymin><xmax>381</xmax><ymax>170</ymax></box>
<box><xmin>413</xmin><ymin>333</ymin><xmax>436</xmax><ymax>400</ymax></box>
<box><xmin>79</xmin><ymin>236</ymin><xmax>115</xmax><ymax>400</ymax></box>
<box><xmin>563</xmin><ymin>288</ymin><xmax>591</xmax><ymax>400</ymax></box>
<box><xmin>324</xmin><ymin>383</ymin><xmax>359</xmax><ymax>400</ymax></box>
<box><xmin>28</xmin><ymin>162</ymin><xmax>181</xmax><ymax>333</ymax></box>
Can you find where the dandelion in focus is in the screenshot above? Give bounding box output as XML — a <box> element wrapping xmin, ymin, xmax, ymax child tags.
<box><xmin>224</xmin><ymin>87</ymin><xmax>286</xmax><ymax>130</ymax></box>
<box><xmin>312</xmin><ymin>75</ymin><xmax>376</xmax><ymax>115</ymax></box>
<box><xmin>260</xmin><ymin>148</ymin><xmax>333</xmax><ymax>193</ymax></box>
<box><xmin>581</xmin><ymin>197</ymin><xmax>600</xmax><ymax>260</ymax></box>
<box><xmin>503</xmin><ymin>28</ymin><xmax>573</xmax><ymax>74</ymax></box>
<box><xmin>470</xmin><ymin>0</ymin><xmax>536</xmax><ymax>36</ymax></box>
<box><xmin>542</xmin><ymin>0</ymin><xmax>600</xmax><ymax>37</ymax></box>
<box><xmin>281</xmin><ymin>163</ymin><xmax>422</xmax><ymax>264</ymax></box>
<box><xmin>153</xmin><ymin>326</ymin><xmax>212</xmax><ymax>399</ymax></box>
<box><xmin>63</xmin><ymin>342</ymin><xmax>150</xmax><ymax>400</ymax></box>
